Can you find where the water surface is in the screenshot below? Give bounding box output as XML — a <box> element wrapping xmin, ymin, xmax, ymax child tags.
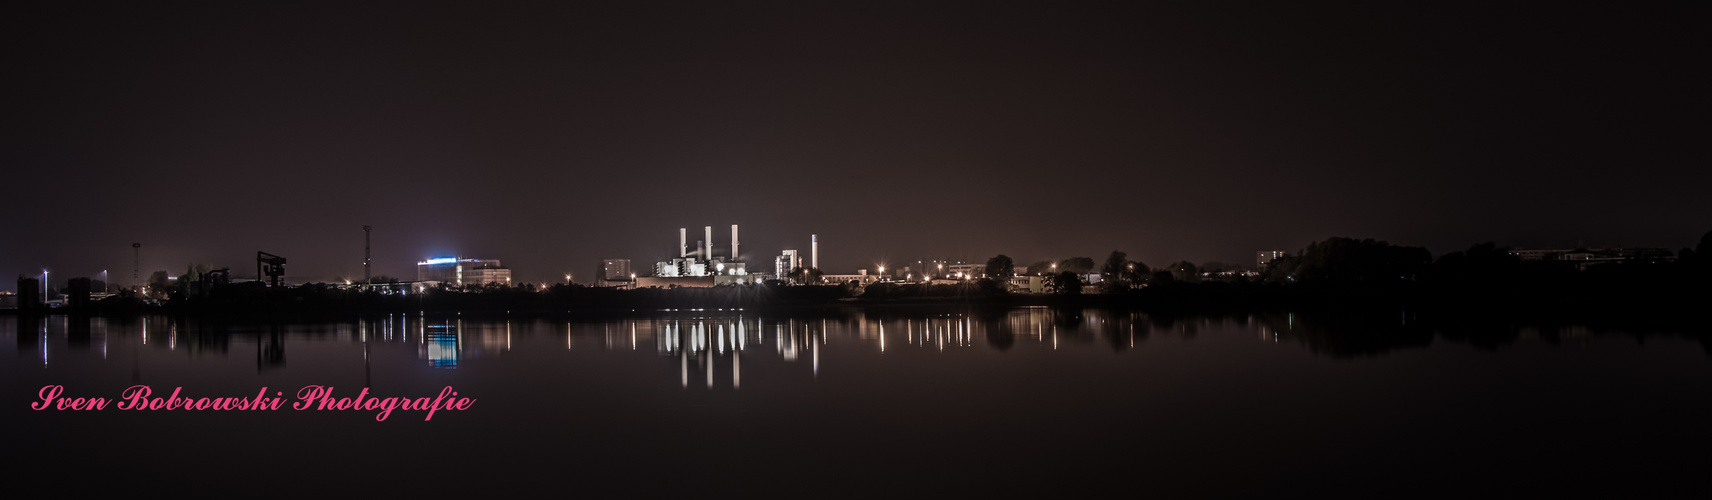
<box><xmin>4</xmin><ymin>309</ymin><xmax>1709</xmax><ymax>498</ymax></box>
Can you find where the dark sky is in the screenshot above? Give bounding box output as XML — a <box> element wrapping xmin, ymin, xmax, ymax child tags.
<box><xmin>5</xmin><ymin>2</ymin><xmax>1707</xmax><ymax>286</ymax></box>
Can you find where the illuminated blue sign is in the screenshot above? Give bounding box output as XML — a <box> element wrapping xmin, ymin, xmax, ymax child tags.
<box><xmin>421</xmin><ymin>257</ymin><xmax>458</xmax><ymax>265</ymax></box>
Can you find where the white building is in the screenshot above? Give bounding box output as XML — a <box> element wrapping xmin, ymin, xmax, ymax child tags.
<box><xmin>417</xmin><ymin>257</ymin><xmax>513</xmax><ymax>287</ymax></box>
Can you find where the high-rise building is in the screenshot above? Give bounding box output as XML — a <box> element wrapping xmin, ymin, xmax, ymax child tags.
<box><xmin>776</xmin><ymin>250</ymin><xmax>800</xmax><ymax>277</ymax></box>
<box><xmin>602</xmin><ymin>259</ymin><xmax>632</xmax><ymax>281</ymax></box>
<box><xmin>1257</xmin><ymin>251</ymin><xmax>1287</xmax><ymax>269</ymax></box>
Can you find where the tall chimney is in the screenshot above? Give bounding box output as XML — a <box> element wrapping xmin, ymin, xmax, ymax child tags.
<box><xmin>363</xmin><ymin>225</ymin><xmax>372</xmax><ymax>284</ymax></box>
<box><xmin>811</xmin><ymin>234</ymin><xmax>818</xmax><ymax>270</ymax></box>
<box><xmin>731</xmin><ymin>224</ymin><xmax>739</xmax><ymax>262</ymax></box>
<box><xmin>679</xmin><ymin>228</ymin><xmax>687</xmax><ymax>258</ymax></box>
<box><xmin>705</xmin><ymin>226</ymin><xmax>714</xmax><ymax>261</ymax></box>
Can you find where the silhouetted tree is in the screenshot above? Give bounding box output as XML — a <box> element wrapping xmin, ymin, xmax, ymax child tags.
<box><xmin>1167</xmin><ymin>261</ymin><xmax>1200</xmax><ymax>283</ymax></box>
<box><xmin>1263</xmin><ymin>237</ymin><xmax>1430</xmax><ymax>287</ymax></box>
<box><xmin>1049</xmin><ymin>271</ymin><xmax>1082</xmax><ymax>295</ymax></box>
<box><xmin>1100</xmin><ymin>251</ymin><xmax>1128</xmax><ymax>283</ymax></box>
<box><xmin>1125</xmin><ymin>261</ymin><xmax>1150</xmax><ymax>285</ymax></box>
<box><xmin>1150</xmin><ymin>270</ymin><xmax>1175</xmax><ymax>286</ymax></box>
<box><xmin>1056</xmin><ymin>257</ymin><xmax>1095</xmax><ymax>274</ymax></box>
<box><xmin>985</xmin><ymin>255</ymin><xmax>1015</xmax><ymax>279</ymax></box>
<box><xmin>1100</xmin><ymin>251</ymin><xmax>1147</xmax><ymax>292</ymax></box>
<box><xmin>788</xmin><ymin>267</ymin><xmax>824</xmax><ymax>284</ymax></box>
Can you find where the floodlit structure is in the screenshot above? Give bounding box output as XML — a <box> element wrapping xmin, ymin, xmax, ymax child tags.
<box><xmin>417</xmin><ymin>257</ymin><xmax>513</xmax><ymax>287</ymax></box>
<box><xmin>775</xmin><ymin>250</ymin><xmax>800</xmax><ymax>277</ymax></box>
<box><xmin>647</xmin><ymin>226</ymin><xmax>758</xmax><ymax>286</ymax></box>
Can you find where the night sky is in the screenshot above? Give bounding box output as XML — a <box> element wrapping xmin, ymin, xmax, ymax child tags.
<box><xmin>5</xmin><ymin>3</ymin><xmax>1707</xmax><ymax>286</ymax></box>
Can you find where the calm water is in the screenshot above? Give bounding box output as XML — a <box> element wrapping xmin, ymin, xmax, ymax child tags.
<box><xmin>4</xmin><ymin>309</ymin><xmax>1710</xmax><ymax>498</ymax></box>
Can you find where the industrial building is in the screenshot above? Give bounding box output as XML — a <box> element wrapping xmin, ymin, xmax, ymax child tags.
<box><xmin>775</xmin><ymin>250</ymin><xmax>800</xmax><ymax>277</ymax></box>
<box><xmin>416</xmin><ymin>257</ymin><xmax>513</xmax><ymax>287</ymax></box>
<box><xmin>643</xmin><ymin>225</ymin><xmax>763</xmax><ymax>288</ymax></box>
<box><xmin>598</xmin><ymin>259</ymin><xmax>634</xmax><ymax>287</ymax></box>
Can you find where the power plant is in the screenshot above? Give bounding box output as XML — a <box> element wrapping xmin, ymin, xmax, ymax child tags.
<box><xmin>654</xmin><ymin>225</ymin><xmax>749</xmax><ymax>278</ymax></box>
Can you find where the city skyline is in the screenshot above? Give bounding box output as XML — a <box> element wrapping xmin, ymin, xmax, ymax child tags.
<box><xmin>5</xmin><ymin>3</ymin><xmax>1705</xmax><ymax>285</ymax></box>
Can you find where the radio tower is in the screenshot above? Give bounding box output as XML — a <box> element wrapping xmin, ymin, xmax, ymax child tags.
<box><xmin>131</xmin><ymin>243</ymin><xmax>141</xmax><ymax>288</ymax></box>
<box><xmin>363</xmin><ymin>225</ymin><xmax>372</xmax><ymax>285</ymax></box>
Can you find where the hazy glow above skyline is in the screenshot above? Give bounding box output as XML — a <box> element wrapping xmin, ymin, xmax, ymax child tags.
<box><xmin>3</xmin><ymin>3</ymin><xmax>1705</xmax><ymax>285</ymax></box>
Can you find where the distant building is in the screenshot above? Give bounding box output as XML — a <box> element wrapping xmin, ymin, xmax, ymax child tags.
<box><xmin>597</xmin><ymin>259</ymin><xmax>634</xmax><ymax>288</ymax></box>
<box><xmin>417</xmin><ymin>257</ymin><xmax>512</xmax><ymax>287</ymax></box>
<box><xmin>634</xmin><ymin>274</ymin><xmax>765</xmax><ymax>288</ymax></box>
<box><xmin>652</xmin><ymin>226</ymin><xmax>750</xmax><ymax>278</ymax></box>
<box><xmin>15</xmin><ymin>277</ymin><xmax>40</xmax><ymax>310</ymax></box>
<box><xmin>1509</xmin><ymin>247</ymin><xmax>1676</xmax><ymax>270</ymax></box>
<box><xmin>819</xmin><ymin>270</ymin><xmax>880</xmax><ymax>285</ymax></box>
<box><xmin>602</xmin><ymin>259</ymin><xmax>631</xmax><ymax>281</ymax></box>
<box><xmin>776</xmin><ymin>250</ymin><xmax>800</xmax><ymax>277</ymax></box>
<box><xmin>1008</xmin><ymin>275</ymin><xmax>1046</xmax><ymax>293</ymax></box>
<box><xmin>1257</xmin><ymin>251</ymin><xmax>1287</xmax><ymax>269</ymax></box>
<box><xmin>945</xmin><ymin>262</ymin><xmax>983</xmax><ymax>278</ymax></box>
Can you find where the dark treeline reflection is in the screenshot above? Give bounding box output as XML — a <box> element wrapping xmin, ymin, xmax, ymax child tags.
<box><xmin>8</xmin><ymin>308</ymin><xmax>1711</xmax><ymax>379</ymax></box>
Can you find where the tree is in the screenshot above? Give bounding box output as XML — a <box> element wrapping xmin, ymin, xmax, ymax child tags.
<box><xmin>788</xmin><ymin>267</ymin><xmax>823</xmax><ymax>284</ymax></box>
<box><xmin>1124</xmin><ymin>261</ymin><xmax>1150</xmax><ymax>285</ymax></box>
<box><xmin>1057</xmin><ymin>257</ymin><xmax>1095</xmax><ymax>274</ymax></box>
<box><xmin>985</xmin><ymin>255</ymin><xmax>1015</xmax><ymax>280</ymax></box>
<box><xmin>1100</xmin><ymin>251</ymin><xmax>1144</xmax><ymax>292</ymax></box>
<box><xmin>1263</xmin><ymin>237</ymin><xmax>1431</xmax><ymax>286</ymax></box>
<box><xmin>1048</xmin><ymin>271</ymin><xmax>1082</xmax><ymax>295</ymax></box>
<box><xmin>1167</xmin><ymin>261</ymin><xmax>1200</xmax><ymax>283</ymax></box>
<box><xmin>1100</xmin><ymin>251</ymin><xmax>1129</xmax><ymax>284</ymax></box>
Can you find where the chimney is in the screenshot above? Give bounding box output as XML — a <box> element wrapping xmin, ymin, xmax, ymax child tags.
<box><xmin>705</xmin><ymin>226</ymin><xmax>714</xmax><ymax>261</ymax></box>
<box><xmin>679</xmin><ymin>228</ymin><xmax>687</xmax><ymax>258</ymax></box>
<box><xmin>731</xmin><ymin>224</ymin><xmax>739</xmax><ymax>262</ymax></box>
<box><xmin>811</xmin><ymin>234</ymin><xmax>818</xmax><ymax>270</ymax></box>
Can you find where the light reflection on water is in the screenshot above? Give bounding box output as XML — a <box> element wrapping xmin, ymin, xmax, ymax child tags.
<box><xmin>7</xmin><ymin>308</ymin><xmax>1710</xmax><ymax>386</ymax></box>
<box><xmin>3</xmin><ymin>308</ymin><xmax>1712</xmax><ymax>497</ymax></box>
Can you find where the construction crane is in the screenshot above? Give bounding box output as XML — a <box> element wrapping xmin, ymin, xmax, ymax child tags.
<box><xmin>257</xmin><ymin>251</ymin><xmax>287</xmax><ymax>288</ymax></box>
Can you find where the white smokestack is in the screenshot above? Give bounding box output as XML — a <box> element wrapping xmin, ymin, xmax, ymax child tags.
<box><xmin>705</xmin><ymin>226</ymin><xmax>714</xmax><ymax>261</ymax></box>
<box><xmin>731</xmin><ymin>224</ymin><xmax>739</xmax><ymax>262</ymax></box>
<box><xmin>811</xmin><ymin>234</ymin><xmax>818</xmax><ymax>270</ymax></box>
<box><xmin>679</xmin><ymin>228</ymin><xmax>687</xmax><ymax>258</ymax></box>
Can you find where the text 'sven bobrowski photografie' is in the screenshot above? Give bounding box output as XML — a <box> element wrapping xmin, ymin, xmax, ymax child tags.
<box><xmin>3</xmin><ymin>3</ymin><xmax>1708</xmax><ymax>498</ymax></box>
